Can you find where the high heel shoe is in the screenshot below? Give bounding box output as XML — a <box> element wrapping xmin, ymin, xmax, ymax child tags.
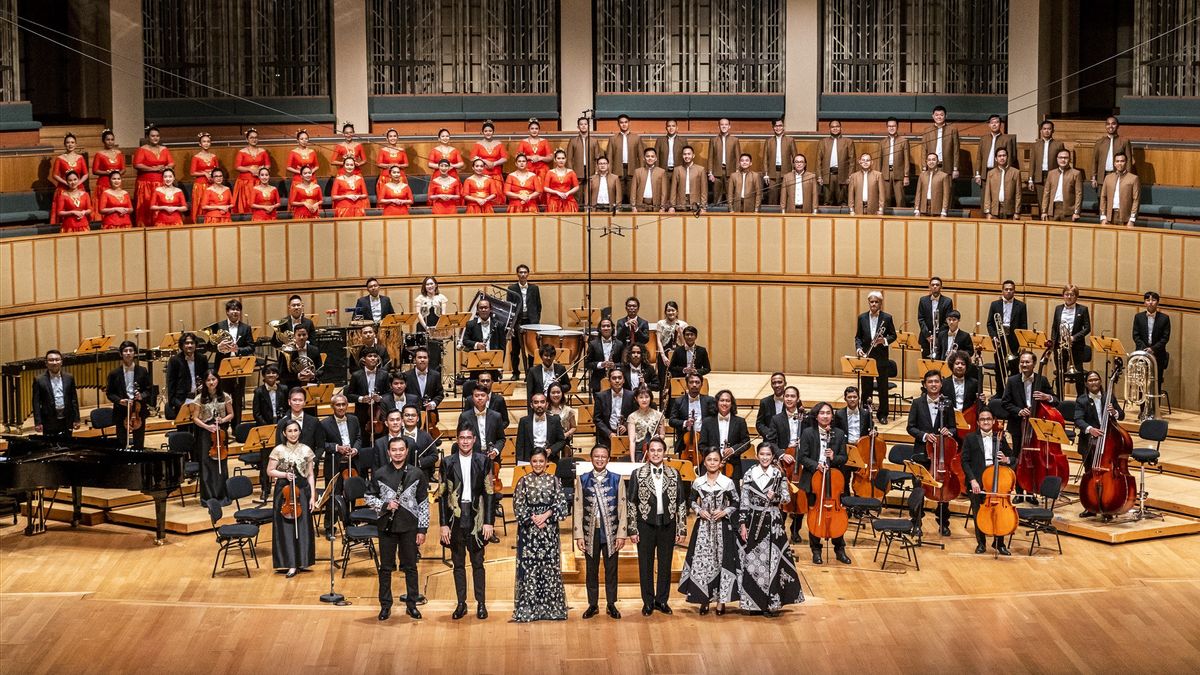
<box><xmin>715</xmin><ymin>604</ymin><xmax>726</xmax><ymax>616</ymax></box>
<box><xmin>285</xmin><ymin>568</ymin><xmax>297</xmax><ymax>578</ymax></box>
<box><xmin>699</xmin><ymin>603</ymin><xmax>710</xmax><ymax>615</ymax></box>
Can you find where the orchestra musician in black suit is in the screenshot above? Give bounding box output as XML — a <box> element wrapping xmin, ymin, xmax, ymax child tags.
<box><xmin>459</xmin><ymin>371</ymin><xmax>510</xmax><ymax>430</ymax></box>
<box><xmin>461</xmin><ymin>297</ymin><xmax>507</xmax><ymax>381</ymax></box>
<box><xmin>371</xmin><ymin>406</ymin><xmax>439</xmax><ymax>478</ymax></box>
<box><xmin>506</xmin><ymin>264</ymin><xmax>542</xmax><ymax>380</ymax></box>
<box><xmin>755</xmin><ymin>372</ymin><xmax>788</xmax><ymax>439</ymax></box>
<box><xmin>353</xmin><ymin>277</ymin><xmax>396</xmax><ymax>323</ymax></box>
<box><xmin>767</xmin><ymin>385</ymin><xmax>809</xmax><ymax>543</ymax></box>
<box><xmin>667</xmin><ymin>326</ymin><xmax>711</xmax><ymax>380</ymax></box>
<box><xmin>698</xmin><ymin>389</ymin><xmax>751</xmax><ymax>482</ymax></box>
<box><xmin>945</xmin><ymin>351</ymin><xmax>983</xmax><ymax>439</ymax></box>
<box><xmin>251</xmin><ymin>364</ymin><xmax>287</xmax><ymax>498</ymax></box>
<box><xmin>1131</xmin><ymin>290</ymin><xmax>1170</xmax><ymax>386</ymax></box>
<box><xmin>106</xmin><ymin>340</ymin><xmax>152</xmax><ymax>448</ymax></box>
<box><xmin>212</xmin><ymin>298</ymin><xmax>257</xmax><ymax>422</ymax></box>
<box><xmin>999</xmin><ymin>350</ymin><xmax>1056</xmax><ymax>501</ymax></box>
<box><xmin>917</xmin><ymin>276</ymin><xmax>954</xmax><ymax>357</ymax></box>
<box><xmin>344</xmin><ymin>347</ymin><xmax>390</xmax><ymax>429</ymax></box>
<box><xmin>275</xmin><ymin>387</ymin><xmax>326</xmax><ymax>468</ymax></box>
<box><xmin>986</xmin><ymin>280</ymin><xmax>1028</xmax><ymax>396</ymax></box>
<box><xmin>906</xmin><ymin>370</ymin><xmax>956</xmax><ymax>535</ymax></box>
<box><xmin>668</xmin><ymin>372</ymin><xmax>717</xmax><ymax>451</ymax></box>
<box><xmin>1073</xmin><ymin>370</ymin><xmax>1126</xmax><ymax>517</ymax></box>
<box><xmin>585</xmin><ymin>318</ymin><xmax>625</xmax><ymax>393</ymax></box>
<box><xmin>1049</xmin><ymin>284</ymin><xmax>1092</xmax><ymax>397</ymax></box>
<box><xmin>615</xmin><ymin>296</ymin><xmax>650</xmax><ymax>347</ymax></box>
<box><xmin>165</xmin><ymin>332</ymin><xmax>209</xmax><ymax>421</ymax></box>
<box><xmin>380</xmin><ymin>371</ymin><xmax>421</xmax><ymax>416</ymax></box>
<box><xmin>515</xmin><ymin>391</ymin><xmax>567</xmax><ymax>463</ymax></box>
<box><xmin>854</xmin><ymin>291</ymin><xmax>897</xmax><ymax>423</ymax></box>
<box><xmin>799</xmin><ymin>402</ymin><xmax>851</xmax><ymax>565</ymax></box>
<box><xmin>833</xmin><ymin>386</ymin><xmax>873</xmax><ymax>445</ymax></box>
<box><xmin>934</xmin><ymin>311</ymin><xmax>974</xmax><ymax>363</ymax></box>
<box><xmin>961</xmin><ymin>407</ymin><xmax>1013</xmax><ymax>555</ymax></box>
<box><xmin>594</xmin><ymin>369</ymin><xmax>637</xmax><ymax>448</ymax></box>
<box><xmin>621</xmin><ymin>343</ymin><xmax>659</xmax><ymax>395</ymax></box>
<box><xmin>272</xmin><ymin>295</ymin><xmax>316</xmax><ymax>349</ymax></box>
<box><xmin>32</xmin><ymin>349</ymin><xmax>79</xmax><ymax>439</ymax></box>
<box><xmin>320</xmin><ymin>394</ymin><xmax>364</xmax><ymax>479</ymax></box>
<box><xmin>526</xmin><ymin>344</ymin><xmax>570</xmax><ymax>406</ymax></box>
<box><xmin>278</xmin><ymin>326</ymin><xmax>323</xmax><ymax>392</ymax></box>
<box><xmin>456</xmin><ymin>386</ymin><xmax>506</xmax><ymax>464</ymax></box>
<box><xmin>404</xmin><ymin>348</ymin><xmax>445</xmax><ymax>416</ymax></box>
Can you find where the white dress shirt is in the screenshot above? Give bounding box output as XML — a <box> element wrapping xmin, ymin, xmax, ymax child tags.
<box><xmin>458</xmin><ymin>453</ymin><xmax>473</xmax><ymax>501</ymax></box>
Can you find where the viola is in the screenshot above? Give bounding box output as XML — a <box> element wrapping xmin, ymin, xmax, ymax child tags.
<box><xmin>367</xmin><ymin>397</ymin><xmax>386</xmax><ymax>442</ymax></box>
<box><xmin>807</xmin><ymin>463</ymin><xmax>849</xmax><ymax>541</ymax></box>
<box><xmin>680</xmin><ymin>410</ymin><xmax>699</xmax><ymax>465</ymax></box>
<box><xmin>1079</xmin><ymin>360</ymin><xmax>1136</xmax><ymax>517</ymax></box>
<box><xmin>924</xmin><ymin>399</ymin><xmax>965</xmax><ymax>502</ymax></box>
<box><xmin>718</xmin><ymin>440</ymin><xmax>751</xmax><ymax>478</ymax></box>
<box><xmin>208</xmin><ymin>422</ymin><xmax>229</xmax><ymax>461</ymax></box>
<box><xmin>975</xmin><ymin>432</ymin><xmax>1018</xmax><ymax>538</ymax></box>
<box><xmin>1014</xmin><ymin>401</ymin><xmax>1071</xmax><ymax>494</ymax></box>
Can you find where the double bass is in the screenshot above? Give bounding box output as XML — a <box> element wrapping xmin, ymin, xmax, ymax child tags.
<box><xmin>924</xmin><ymin>398</ymin><xmax>965</xmax><ymax>503</ymax></box>
<box><xmin>1015</xmin><ymin>356</ymin><xmax>1071</xmax><ymax>493</ymax></box>
<box><xmin>1079</xmin><ymin>359</ymin><xmax>1136</xmax><ymax>517</ymax></box>
<box><xmin>850</xmin><ymin>402</ymin><xmax>887</xmax><ymax>499</ymax></box>
<box><xmin>975</xmin><ymin>430</ymin><xmax>1018</xmax><ymax>539</ymax></box>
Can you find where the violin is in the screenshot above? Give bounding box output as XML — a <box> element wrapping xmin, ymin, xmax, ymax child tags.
<box><xmin>924</xmin><ymin>398</ymin><xmax>965</xmax><ymax>503</ymax></box>
<box><xmin>208</xmin><ymin>421</ymin><xmax>229</xmax><ymax>461</ymax></box>
<box><xmin>279</xmin><ymin>480</ymin><xmax>302</xmax><ymax>521</ymax></box>
<box><xmin>367</xmin><ymin>396</ymin><xmax>386</xmax><ymax>443</ymax></box>
<box><xmin>679</xmin><ymin>410</ymin><xmax>699</xmax><ymax>465</ymax></box>
<box><xmin>975</xmin><ymin>431</ymin><xmax>1018</xmax><ymax>538</ymax></box>
<box><xmin>778</xmin><ymin>414</ymin><xmax>808</xmax><ymax>515</ymax></box>
<box><xmin>126</xmin><ymin>384</ymin><xmax>144</xmax><ymax>432</ymax></box>
<box><xmin>423</xmin><ymin>397</ymin><xmax>440</xmax><ymax>432</ymax></box>
<box><xmin>807</xmin><ymin>436</ymin><xmax>849</xmax><ymax>541</ymax></box>
<box><xmin>1079</xmin><ymin>359</ymin><xmax>1136</xmax><ymax>517</ymax></box>
<box><xmin>718</xmin><ymin>439</ymin><xmax>751</xmax><ymax>478</ymax></box>
<box><xmin>850</xmin><ymin>403</ymin><xmax>886</xmax><ymax>499</ymax></box>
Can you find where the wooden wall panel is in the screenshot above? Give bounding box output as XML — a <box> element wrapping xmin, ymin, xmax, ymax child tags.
<box><xmin>881</xmin><ymin>220</ymin><xmax>905</xmax><ymax>278</ymax></box>
<box><xmin>833</xmin><ymin>218</ymin><xmax>857</xmax><ymax>276</ymax></box>
<box><xmin>334</xmin><ymin>221</ymin><xmax>362</xmax><ymax>281</ymax></box>
<box><xmin>0</xmin><ymin>242</ymin><xmax>12</xmax><ymax>308</ymax></box>
<box><xmin>784</xmin><ymin>217</ymin><xmax>810</xmax><ymax>274</ymax></box>
<box><xmin>509</xmin><ymin>218</ymin><xmax>534</xmax><ymax>274</ymax></box>
<box><xmin>1138</xmin><ymin>232</ymin><xmax>1163</xmax><ymax>297</ymax></box>
<box><xmin>1092</xmin><ymin>228</ymin><xmax>1117</xmax><ymax>291</ymax></box>
<box><xmin>907</xmin><ymin>219</ymin><xmax>931</xmax><ymax>279</ymax></box>
<box><xmin>609</xmin><ymin>219</ymin><xmax>636</xmax><ymax>274</ymax></box>
<box><xmin>809</xmin><ymin>218</ymin><xmax>833</xmax><ymax>276</ymax></box>
<box><xmin>54</xmin><ymin>237</ymin><xmax>79</xmax><ymax>302</ymax></box>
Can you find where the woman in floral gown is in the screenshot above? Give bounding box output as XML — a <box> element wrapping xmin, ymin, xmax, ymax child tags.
<box><xmin>679</xmin><ymin>449</ymin><xmax>740</xmax><ymax>614</ymax></box>
<box><xmin>512</xmin><ymin>448</ymin><xmax>568</xmax><ymax>622</ymax></box>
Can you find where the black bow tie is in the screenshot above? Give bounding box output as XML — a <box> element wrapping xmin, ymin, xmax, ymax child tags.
<box><xmin>652</xmin><ymin>466</ymin><xmax>663</xmax><ymax>477</ymax></box>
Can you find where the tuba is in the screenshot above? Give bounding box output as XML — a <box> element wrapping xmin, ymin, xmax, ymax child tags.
<box><xmin>1124</xmin><ymin>350</ymin><xmax>1159</xmax><ymax>421</ymax></box>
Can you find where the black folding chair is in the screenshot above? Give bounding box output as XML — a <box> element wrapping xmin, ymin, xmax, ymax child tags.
<box><xmin>872</xmin><ymin>487</ymin><xmax>926</xmax><ymax>570</ymax></box>
<box><xmin>1009</xmin><ymin>475</ymin><xmax>1063</xmax><ymax>555</ymax></box>
<box><xmin>841</xmin><ymin>469</ymin><xmax>890</xmax><ymax>546</ymax></box>
<box><xmin>205</xmin><ymin>498</ymin><xmax>259</xmax><ymax>578</ymax></box>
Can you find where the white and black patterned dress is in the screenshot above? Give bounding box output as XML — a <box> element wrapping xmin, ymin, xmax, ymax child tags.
<box><xmin>678</xmin><ymin>474</ymin><xmax>740</xmax><ymax>604</ymax></box>
<box><xmin>512</xmin><ymin>470</ymin><xmax>568</xmax><ymax>622</ymax></box>
<box><xmin>738</xmin><ymin>464</ymin><xmax>804</xmax><ymax>612</ymax></box>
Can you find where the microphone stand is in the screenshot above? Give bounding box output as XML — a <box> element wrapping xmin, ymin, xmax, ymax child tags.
<box><xmin>320</xmin><ymin>454</ymin><xmax>347</xmax><ymax>605</ymax></box>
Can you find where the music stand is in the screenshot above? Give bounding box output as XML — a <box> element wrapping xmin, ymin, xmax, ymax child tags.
<box><xmin>384</xmin><ymin>313</ymin><xmax>419</xmax><ymax>331</ymax></box>
<box><xmin>217</xmin><ymin>356</ymin><xmax>257</xmax><ymax>378</ymax></box>
<box><xmin>159</xmin><ymin>331</ymin><xmax>183</xmax><ymax>351</ymax></box>
<box><xmin>462</xmin><ymin>349</ymin><xmax>506</xmax><ymax>372</ymax></box>
<box><xmin>173</xmin><ymin>402</ymin><xmax>197</xmax><ymax>426</ymax></box>
<box><xmin>1028</xmin><ymin>417</ymin><xmax>1072</xmax><ymax>446</ymax></box>
<box><xmin>893</xmin><ymin>331</ymin><xmax>922</xmax><ymax>402</ymax></box>
<box><xmin>491</xmin><ymin>380</ymin><xmax>518</xmax><ymax>397</ymax></box>
<box><xmin>670</xmin><ymin>376</ymin><xmax>710</xmax><ymax>397</ymax></box>
<box><xmin>917</xmin><ymin>358</ymin><xmax>952</xmax><ymax>378</ymax></box>
<box><xmin>438</xmin><ymin>312</ymin><xmax>473</xmax><ymax>393</ymax></box>
<box><xmin>76</xmin><ymin>336</ymin><xmax>115</xmax><ymax>397</ymax></box>
<box><xmin>841</xmin><ymin>356</ymin><xmax>878</xmax><ymax>400</ymax></box>
<box><xmin>568</xmin><ymin>307</ymin><xmax>601</xmax><ymax>332</ymax></box>
<box><xmin>971</xmin><ymin>333</ymin><xmax>998</xmax><ymax>394</ymax></box>
<box><xmin>902</xmin><ymin>460</ymin><xmax>945</xmax><ymax>550</ymax></box>
<box><xmin>1013</xmin><ymin>329</ymin><xmax>1048</xmax><ymax>353</ymax></box>
<box><xmin>244</xmin><ymin>424</ymin><xmax>277</xmax><ymax>453</ymax></box>
<box><xmin>304</xmin><ymin>383</ymin><xmax>335</xmax><ymax>410</ymax></box>
<box><xmin>1091</xmin><ymin>336</ymin><xmax>1126</xmax><ymax>383</ymax></box>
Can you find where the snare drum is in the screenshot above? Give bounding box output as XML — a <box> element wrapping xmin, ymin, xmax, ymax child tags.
<box><xmin>520</xmin><ymin>323</ymin><xmax>561</xmax><ymax>357</ymax></box>
<box><xmin>538</xmin><ymin>329</ymin><xmax>585</xmax><ymax>364</ymax></box>
<box><xmin>402</xmin><ymin>333</ymin><xmax>429</xmax><ymax>363</ymax></box>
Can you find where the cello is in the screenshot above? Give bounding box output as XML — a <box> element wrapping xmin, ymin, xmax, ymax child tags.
<box><xmin>1079</xmin><ymin>359</ymin><xmax>1136</xmax><ymax>518</ymax></box>
<box><xmin>778</xmin><ymin>440</ymin><xmax>808</xmax><ymax>516</ymax></box>
<box><xmin>975</xmin><ymin>429</ymin><xmax>1018</xmax><ymax>541</ymax></box>
<box><xmin>807</xmin><ymin>430</ymin><xmax>849</xmax><ymax>543</ymax></box>
<box><xmin>924</xmin><ymin>397</ymin><xmax>965</xmax><ymax>503</ymax></box>
<box><xmin>1014</xmin><ymin>356</ymin><xmax>1071</xmax><ymax>494</ymax></box>
<box><xmin>850</xmin><ymin>402</ymin><xmax>887</xmax><ymax>499</ymax></box>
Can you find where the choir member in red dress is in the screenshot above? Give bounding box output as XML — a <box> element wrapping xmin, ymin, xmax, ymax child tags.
<box><xmin>287</xmin><ymin>129</ymin><xmax>319</xmax><ymax>185</ymax></box>
<box><xmin>543</xmin><ymin>150</ymin><xmax>580</xmax><ymax>213</ymax></box>
<box><xmin>189</xmin><ymin>132</ymin><xmax>219</xmax><ymax>223</ymax></box>
<box><xmin>98</xmin><ymin>171</ymin><xmax>133</xmax><ymax>229</ymax></box>
<box><xmin>375</xmin><ymin>128</ymin><xmax>409</xmax><ymax>197</ymax></box>
<box><xmin>331</xmin><ymin>157</ymin><xmax>369</xmax><ymax>217</ymax></box>
<box><xmin>233</xmin><ymin>128</ymin><xmax>269</xmax><ymax>215</ymax></box>
<box><xmin>427</xmin><ymin>129</ymin><xmax>465</xmax><ymax>179</ymax></box>
<box><xmin>51</xmin><ymin>133</ymin><xmax>89</xmax><ymax>224</ymax></box>
<box><xmin>334</xmin><ymin>122</ymin><xmax>366</xmax><ymax>176</ymax></box>
<box><xmin>150</xmin><ymin>168</ymin><xmax>188</xmax><ymax>227</ymax></box>
<box><xmin>427</xmin><ymin>159</ymin><xmax>462</xmax><ymax>215</ymax></box>
<box><xmin>471</xmin><ymin>121</ymin><xmax>508</xmax><ymax>180</ymax></box>
<box><xmin>518</xmin><ymin>119</ymin><xmax>552</xmax><ymax>181</ymax></box>
<box><xmin>249</xmin><ymin>167</ymin><xmax>281</xmax><ymax>222</ymax></box>
<box><xmin>462</xmin><ymin>158</ymin><xmax>502</xmax><ymax>214</ymax></box>
<box><xmin>90</xmin><ymin>129</ymin><xmax>124</xmax><ymax>220</ymax></box>
<box><xmin>198</xmin><ymin>168</ymin><xmax>234</xmax><ymax>224</ymax></box>
<box><xmin>504</xmin><ymin>153</ymin><xmax>542</xmax><ymax>213</ymax></box>
<box><xmin>289</xmin><ymin>166</ymin><xmax>324</xmax><ymax>220</ymax></box>
<box><xmin>378</xmin><ymin>166</ymin><xmax>414</xmax><ymax>216</ymax></box>
<box><xmin>55</xmin><ymin>171</ymin><xmax>92</xmax><ymax>233</ymax></box>
<box><xmin>133</xmin><ymin>125</ymin><xmax>174</xmax><ymax>227</ymax></box>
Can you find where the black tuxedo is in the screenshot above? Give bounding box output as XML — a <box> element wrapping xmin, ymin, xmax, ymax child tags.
<box><xmin>381</xmin><ymin>391</ymin><xmax>421</xmax><ymax>415</ymax></box>
<box><xmin>458</xmin><ymin>384</ymin><xmax>510</xmax><ymax>430</ymax></box>
<box><xmin>106</xmin><ymin>364</ymin><xmax>152</xmax><ymax>447</ymax></box>
<box><xmin>620</xmin><ymin>362</ymin><xmax>659</xmax><ymax>394</ymax></box>
<box><xmin>906</xmin><ymin>395</ymin><xmax>955</xmax><ymax>527</ymax></box>
<box><xmin>935</xmin><ymin>329</ymin><xmax>974</xmax><ymax>362</ymax></box>
<box><xmin>515</xmin><ymin>414</ymin><xmax>567</xmax><ymax>463</ymax></box>
<box><xmin>1073</xmin><ymin>391</ymin><xmax>1125</xmax><ymax>460</ymax></box>
<box><xmin>585</xmin><ymin>337</ymin><xmax>625</xmax><ymax>392</ymax></box>
<box><xmin>798</xmin><ymin>426</ymin><xmax>848</xmax><ymax>551</ymax></box>
<box><xmin>438</xmin><ymin>450</ymin><xmax>495</xmax><ymax>605</ymax></box>
<box><xmin>667</xmin><ymin>345</ymin><xmax>712</xmax><ymax>379</ymax></box>
<box><xmin>986</xmin><ymin>298</ymin><xmax>1028</xmax><ymax>354</ymax></box>
<box><xmin>403</xmin><ymin>367</ymin><xmax>444</xmax><ymax>406</ymax></box>
<box><xmin>165</xmin><ymin>353</ymin><xmax>209</xmax><ymax>420</ymax></box>
<box><xmin>352</xmin><ymin>294</ymin><xmax>396</xmax><ymax>322</ymax></box>
<box><xmin>461</xmin><ymin>317</ymin><xmax>507</xmax><ymax>352</ymax></box>
<box><xmin>211</xmin><ymin>319</ymin><xmax>256</xmax><ymax>421</ymax></box>
<box><xmin>320</xmin><ymin>413</ymin><xmax>363</xmax><ymax>475</ymax></box>
<box><xmin>615</xmin><ymin>316</ymin><xmax>650</xmax><ymax>346</ymax></box>
<box><xmin>626</xmin><ymin>462</ymin><xmax>687</xmax><ymax>607</ymax></box>
<box><xmin>32</xmin><ymin>370</ymin><xmax>79</xmax><ymax>438</ymax></box>
<box><xmin>1050</xmin><ymin>303</ymin><xmax>1092</xmax><ymax>395</ymax></box>
<box><xmin>766</xmin><ymin>410</ymin><xmax>809</xmax><ymax>450</ymax></box>
<box><xmin>999</xmin><ymin>373</ymin><xmax>1056</xmax><ymax>452</ymax></box>
<box><xmin>252</xmin><ymin>384</ymin><xmax>287</xmax><ymax>426</ymax></box>
<box><xmin>945</xmin><ymin>376</ymin><xmax>983</xmax><ymax>416</ymax></box>
<box><xmin>455</xmin><ymin>408</ymin><xmax>507</xmax><ymax>457</ymax></box>
<box><xmin>961</xmin><ymin>430</ymin><xmax>1014</xmax><ymax>546</ymax></box>
<box><xmin>698</xmin><ymin>414</ymin><xmax>751</xmax><ymax>481</ymax></box>
<box><xmin>854</xmin><ymin>310</ymin><xmax>897</xmax><ymax>417</ymax></box>
<box><xmin>833</xmin><ymin>406</ymin><xmax>873</xmax><ymax>443</ymax></box>
<box><xmin>506</xmin><ymin>282</ymin><xmax>542</xmax><ymax>378</ymax></box>
<box><xmin>526</xmin><ymin>363</ymin><xmax>571</xmax><ymax>403</ymax></box>
<box><xmin>345</xmin><ymin>367</ymin><xmax>390</xmax><ymax>421</ymax></box>
<box><xmin>1132</xmin><ymin>311</ymin><xmax>1171</xmax><ymax>374</ymax></box>
<box><xmin>756</xmin><ymin>395</ymin><xmax>785</xmax><ymax>438</ymax></box>
<box><xmin>594</xmin><ymin>388</ymin><xmax>637</xmax><ymax>448</ymax></box>
<box><xmin>917</xmin><ymin>295</ymin><xmax>954</xmax><ymax>357</ymax></box>
<box><xmin>368</xmin><ymin>460</ymin><xmax>428</xmax><ymax>612</ymax></box>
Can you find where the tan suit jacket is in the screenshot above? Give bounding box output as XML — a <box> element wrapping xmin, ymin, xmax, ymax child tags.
<box><xmin>630</xmin><ymin>166</ymin><xmax>668</xmax><ymax>211</ymax></box>
<box><xmin>914</xmin><ymin>169</ymin><xmax>952</xmax><ymax>215</ymax></box>
<box><xmin>760</xmin><ymin>135</ymin><xmax>796</xmax><ymax>181</ymax></box>
<box><xmin>1099</xmin><ymin>171</ymin><xmax>1141</xmax><ymax>224</ymax></box>
<box><xmin>654</xmin><ymin>135</ymin><xmax>685</xmax><ymax>171</ymax></box>
<box><xmin>780</xmin><ymin>171</ymin><xmax>818</xmax><ymax>214</ymax></box>
<box><xmin>727</xmin><ymin>170</ymin><xmax>764</xmax><ymax>212</ymax></box>
<box><xmin>817</xmin><ymin>135</ymin><xmax>856</xmax><ymax>185</ymax></box>
<box><xmin>982</xmin><ymin>166</ymin><xmax>1022</xmax><ymax>217</ymax></box>
<box><xmin>921</xmin><ymin>124</ymin><xmax>961</xmax><ymax>173</ymax></box>
<box><xmin>1091</xmin><ymin>134</ymin><xmax>1135</xmax><ymax>181</ymax></box>
<box><xmin>708</xmin><ymin>134</ymin><xmax>741</xmax><ymax>177</ymax></box>
<box><xmin>606</xmin><ymin>132</ymin><xmax>643</xmax><ymax>177</ymax></box>
<box><xmin>669</xmin><ymin>164</ymin><xmax>708</xmax><ymax>210</ymax></box>
<box><xmin>1040</xmin><ymin>167</ymin><xmax>1083</xmax><ymax>218</ymax></box>
<box><xmin>587</xmin><ymin>173</ymin><xmax>622</xmax><ymax>208</ymax></box>
<box><xmin>565</xmin><ymin>134</ymin><xmax>601</xmax><ymax>178</ymax></box>
<box><xmin>879</xmin><ymin>135</ymin><xmax>911</xmax><ymax>181</ymax></box>
<box><xmin>848</xmin><ymin>169</ymin><xmax>884</xmax><ymax>214</ymax></box>
<box><xmin>1029</xmin><ymin>138</ymin><xmax>1067</xmax><ymax>184</ymax></box>
<box><xmin>976</xmin><ymin>133</ymin><xmax>1020</xmax><ymax>175</ymax></box>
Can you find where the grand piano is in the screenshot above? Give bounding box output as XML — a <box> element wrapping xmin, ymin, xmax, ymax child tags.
<box><xmin>0</xmin><ymin>435</ymin><xmax>186</xmax><ymax>544</ymax></box>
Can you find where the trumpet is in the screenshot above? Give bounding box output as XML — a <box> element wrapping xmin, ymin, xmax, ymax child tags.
<box><xmin>1125</xmin><ymin>350</ymin><xmax>1160</xmax><ymax>421</ymax></box>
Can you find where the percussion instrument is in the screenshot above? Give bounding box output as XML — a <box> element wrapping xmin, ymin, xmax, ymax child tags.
<box><xmin>538</xmin><ymin>330</ymin><xmax>585</xmax><ymax>364</ymax></box>
<box><xmin>520</xmin><ymin>324</ymin><xmax>561</xmax><ymax>358</ymax></box>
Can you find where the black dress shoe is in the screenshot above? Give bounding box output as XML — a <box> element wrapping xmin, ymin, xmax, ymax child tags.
<box><xmin>790</xmin><ymin>532</ymin><xmax>803</xmax><ymax>545</ymax></box>
<box><xmin>488</xmin><ymin>534</ymin><xmax>501</xmax><ymax>544</ymax></box>
<box><xmin>607</xmin><ymin>604</ymin><xmax>621</xmax><ymax>619</ymax></box>
<box><xmin>377</xmin><ymin>607</ymin><xmax>391</xmax><ymax>621</ymax></box>
<box><xmin>699</xmin><ymin>603</ymin><xmax>710</xmax><ymax>615</ymax></box>
<box><xmin>877</xmin><ymin>413</ymin><xmax>888</xmax><ymax>424</ymax></box>
<box><xmin>975</xmin><ymin>542</ymin><xmax>987</xmax><ymax>554</ymax></box>
<box><xmin>582</xmin><ymin>605</ymin><xmax>599</xmax><ymax>619</ymax></box>
<box><xmin>714</xmin><ymin>605</ymin><xmax>726</xmax><ymax>616</ymax></box>
<box><xmin>452</xmin><ymin>603</ymin><xmax>468</xmax><ymax>620</ymax></box>
<box><xmin>1080</xmin><ymin>510</ymin><xmax>1096</xmax><ymax>518</ymax></box>
<box><xmin>477</xmin><ymin>604</ymin><xmax>488</xmax><ymax>619</ymax></box>
<box><xmin>835</xmin><ymin>550</ymin><xmax>852</xmax><ymax>565</ymax></box>
<box><xmin>406</xmin><ymin>606</ymin><xmax>422</xmax><ymax>620</ymax></box>
<box><xmin>995</xmin><ymin>543</ymin><xmax>1012</xmax><ymax>556</ymax></box>
<box><xmin>641</xmin><ymin>605</ymin><xmax>653</xmax><ymax>616</ymax></box>
<box><xmin>939</xmin><ymin>525</ymin><xmax>951</xmax><ymax>537</ymax></box>
<box><xmin>654</xmin><ymin>602</ymin><xmax>673</xmax><ymax>615</ymax></box>
<box><xmin>812</xmin><ymin>551</ymin><xmax>823</xmax><ymax>565</ymax></box>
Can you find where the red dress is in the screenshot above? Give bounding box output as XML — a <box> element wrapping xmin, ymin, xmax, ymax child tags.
<box><xmin>428</xmin><ymin>177</ymin><xmax>462</xmax><ymax>214</ymax></box>
<box><xmin>50</xmin><ymin>154</ymin><xmax>88</xmax><ymax>223</ymax></box>
<box><xmin>375</xmin><ymin>145</ymin><xmax>409</xmax><ymax>196</ymax></box>
<box><xmin>543</xmin><ymin>169</ymin><xmax>580</xmax><ymax>213</ymax></box>
<box><xmin>517</xmin><ymin>138</ymin><xmax>551</xmax><ymax>180</ymax></box>
<box><xmin>289</xmin><ymin>182</ymin><xmax>324</xmax><ymax>219</ymax></box>
<box><xmin>504</xmin><ymin>173</ymin><xmax>542</xmax><ymax>213</ymax></box>
<box><xmin>91</xmin><ymin>150</ymin><xmax>124</xmax><ymax>219</ymax></box>
<box><xmin>150</xmin><ymin>186</ymin><xmax>187</xmax><ymax>227</ymax></box>
<box><xmin>189</xmin><ymin>153</ymin><xmax>220</xmax><ymax>222</ymax></box>
<box><xmin>378</xmin><ymin>181</ymin><xmax>414</xmax><ymax>216</ymax></box>
<box><xmin>249</xmin><ymin>184</ymin><xmax>281</xmax><ymax>221</ymax></box>
<box><xmin>334</xmin><ymin>142</ymin><xmax>366</xmax><ymax>175</ymax></box>
<box><xmin>233</xmin><ymin>147</ymin><xmax>270</xmax><ymax>214</ymax></box>
<box><xmin>471</xmin><ymin>141</ymin><xmax>508</xmax><ymax>179</ymax></box>
<box><xmin>98</xmin><ymin>189</ymin><xmax>133</xmax><ymax>229</ymax></box>
<box><xmin>331</xmin><ymin>174</ymin><xmax>368</xmax><ymax>217</ymax></box>
<box><xmin>56</xmin><ymin>190</ymin><xmax>92</xmax><ymax>233</ymax></box>
<box><xmin>133</xmin><ymin>145</ymin><xmax>173</xmax><ymax>227</ymax></box>
<box><xmin>199</xmin><ymin>185</ymin><xmax>233</xmax><ymax>224</ymax></box>
<box><xmin>429</xmin><ymin>146</ymin><xmax>463</xmax><ymax>179</ymax></box>
<box><xmin>462</xmin><ymin>175</ymin><xmax>502</xmax><ymax>214</ymax></box>
<box><xmin>287</xmin><ymin>148</ymin><xmax>319</xmax><ymax>184</ymax></box>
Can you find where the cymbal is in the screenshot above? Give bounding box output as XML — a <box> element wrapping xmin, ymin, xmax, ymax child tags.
<box><xmin>126</xmin><ymin>328</ymin><xmax>152</xmax><ymax>335</ymax></box>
